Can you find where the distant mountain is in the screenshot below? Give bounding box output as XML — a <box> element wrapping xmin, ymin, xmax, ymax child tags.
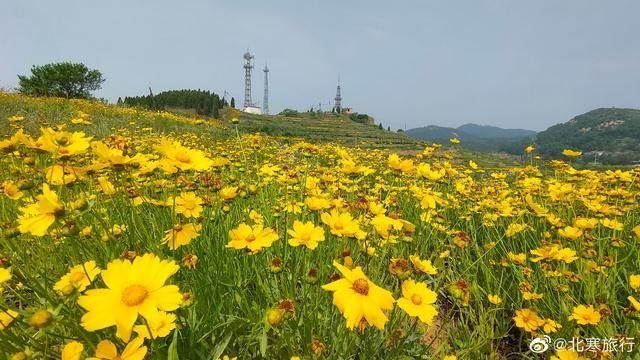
<box><xmin>536</xmin><ymin>108</ymin><xmax>640</xmax><ymax>164</ymax></box>
<box><xmin>404</xmin><ymin>123</ymin><xmax>536</xmax><ymax>154</ymax></box>
<box><xmin>457</xmin><ymin>123</ymin><xmax>536</xmax><ymax>139</ymax></box>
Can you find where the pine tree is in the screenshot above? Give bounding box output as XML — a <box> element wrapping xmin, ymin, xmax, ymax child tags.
<box><xmin>230</xmin><ymin>97</ymin><xmax>235</xmax><ymax>108</ymax></box>
<box><xmin>378</xmin><ymin>123</ymin><xmax>383</xmax><ymax>130</ymax></box>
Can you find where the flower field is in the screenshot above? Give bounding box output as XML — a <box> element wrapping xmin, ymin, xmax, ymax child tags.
<box><xmin>0</xmin><ymin>93</ymin><xmax>639</xmax><ymax>359</ymax></box>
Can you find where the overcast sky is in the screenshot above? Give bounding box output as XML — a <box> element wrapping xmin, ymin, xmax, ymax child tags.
<box><xmin>2</xmin><ymin>0</ymin><xmax>639</xmax><ymax>131</ymax></box>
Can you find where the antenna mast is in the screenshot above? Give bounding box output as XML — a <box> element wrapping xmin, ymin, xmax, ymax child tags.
<box><xmin>243</xmin><ymin>50</ymin><xmax>254</xmax><ymax>109</ymax></box>
<box><xmin>263</xmin><ymin>64</ymin><xmax>269</xmax><ymax>115</ymax></box>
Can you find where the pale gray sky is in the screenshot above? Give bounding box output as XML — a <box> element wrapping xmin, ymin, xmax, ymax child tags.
<box><xmin>2</xmin><ymin>0</ymin><xmax>639</xmax><ymax>131</ymax></box>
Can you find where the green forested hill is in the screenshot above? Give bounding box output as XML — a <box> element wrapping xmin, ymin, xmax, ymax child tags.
<box><xmin>536</xmin><ymin>108</ymin><xmax>640</xmax><ymax>164</ymax></box>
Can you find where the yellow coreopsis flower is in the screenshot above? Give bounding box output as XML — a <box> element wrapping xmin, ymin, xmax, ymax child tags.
<box><xmin>220</xmin><ymin>186</ymin><xmax>239</xmax><ymax>201</ymax></box>
<box><xmin>551</xmin><ymin>349</ymin><xmax>588</xmax><ymax>360</ymax></box>
<box><xmin>397</xmin><ymin>279</ymin><xmax>437</xmax><ymax>325</ymax></box>
<box><xmin>173</xmin><ymin>192</ymin><xmax>204</xmax><ymax>218</ymax></box>
<box><xmin>542</xmin><ymin>319</ymin><xmax>562</xmax><ymax>333</ymax></box>
<box><xmin>524</xmin><ymin>145</ymin><xmax>535</xmax><ymax>153</ymax></box>
<box><xmin>513</xmin><ymin>308</ymin><xmax>544</xmax><ymax>333</ymax></box>
<box><xmin>568</xmin><ymin>305</ymin><xmax>601</xmax><ymax>325</ymax></box>
<box><xmin>162</xmin><ymin>223</ymin><xmax>201</xmax><ymax>249</ymax></box>
<box><xmin>44</xmin><ymin>164</ymin><xmax>79</xmax><ymax>185</ymax></box>
<box><xmin>321</xmin><ymin>209</ymin><xmax>364</xmax><ymax>239</ymax></box>
<box><xmin>409</xmin><ymin>255</ymin><xmax>437</xmax><ymax>275</ymax></box>
<box><xmin>2</xmin><ymin>182</ymin><xmax>23</xmax><ymax>200</ymax></box>
<box><xmin>0</xmin><ymin>309</ymin><xmax>18</xmax><ymax>330</ymax></box>
<box><xmin>287</xmin><ymin>220</ymin><xmax>325</xmax><ymax>250</ymax></box>
<box><xmin>78</xmin><ymin>254</ymin><xmax>182</xmax><ymax>341</ymax></box>
<box><xmin>558</xmin><ymin>226</ymin><xmax>583</xmax><ymax>240</ymax></box>
<box><xmin>17</xmin><ymin>184</ymin><xmax>64</xmax><ymax>236</ymax></box>
<box><xmin>388</xmin><ymin>153</ymin><xmax>414</xmax><ymax>173</ymax></box>
<box><xmin>487</xmin><ymin>294</ymin><xmax>502</xmax><ymax>305</ymax></box>
<box><xmin>87</xmin><ymin>337</ymin><xmax>147</xmax><ymax>360</ymax></box>
<box><xmin>630</xmin><ymin>275</ymin><xmax>640</xmax><ymax>290</ymax></box>
<box><xmin>227</xmin><ymin>223</ymin><xmax>279</xmax><ymax>253</ymax></box>
<box><xmin>505</xmin><ymin>223</ymin><xmax>528</xmax><ymax>237</ymax></box>
<box><xmin>600</xmin><ymin>218</ymin><xmax>623</xmax><ymax>231</ymax></box>
<box><xmin>133</xmin><ymin>311</ymin><xmax>176</xmax><ymax>339</ymax></box>
<box><xmin>321</xmin><ymin>261</ymin><xmax>394</xmax><ymax>330</ymax></box>
<box><xmin>7</xmin><ymin>115</ymin><xmax>24</xmax><ymax>122</ymax></box>
<box><xmin>450</xmin><ymin>138</ymin><xmax>460</xmax><ymax>144</ymax></box>
<box><xmin>61</xmin><ymin>341</ymin><xmax>84</xmax><ymax>360</ymax></box>
<box><xmin>54</xmin><ymin>261</ymin><xmax>101</xmax><ymax>296</ymax></box>
<box><xmin>562</xmin><ymin>149</ymin><xmax>582</xmax><ymax>157</ymax></box>
<box><xmin>92</xmin><ymin>141</ymin><xmax>136</xmax><ymax>166</ymax></box>
<box><xmin>628</xmin><ymin>296</ymin><xmax>640</xmax><ymax>312</ymax></box>
<box><xmin>37</xmin><ymin>128</ymin><xmax>92</xmax><ymax>157</ymax></box>
<box><xmin>305</xmin><ymin>196</ymin><xmax>332</xmax><ymax>211</ymax></box>
<box><xmin>155</xmin><ymin>138</ymin><xmax>213</xmax><ymax>172</ymax></box>
<box><xmin>0</xmin><ymin>268</ymin><xmax>11</xmax><ymax>288</ymax></box>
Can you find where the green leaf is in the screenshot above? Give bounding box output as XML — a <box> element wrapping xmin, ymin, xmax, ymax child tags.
<box><xmin>168</xmin><ymin>330</ymin><xmax>179</xmax><ymax>360</ymax></box>
<box><xmin>259</xmin><ymin>328</ymin><xmax>268</xmax><ymax>357</ymax></box>
<box><xmin>211</xmin><ymin>332</ymin><xmax>233</xmax><ymax>360</ymax></box>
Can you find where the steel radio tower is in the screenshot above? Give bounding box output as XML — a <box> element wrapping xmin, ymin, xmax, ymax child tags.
<box><xmin>263</xmin><ymin>64</ymin><xmax>269</xmax><ymax>115</ymax></box>
<box><xmin>243</xmin><ymin>50</ymin><xmax>254</xmax><ymax>108</ymax></box>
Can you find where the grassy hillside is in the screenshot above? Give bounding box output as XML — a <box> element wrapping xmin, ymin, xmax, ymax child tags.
<box><xmin>536</xmin><ymin>108</ymin><xmax>640</xmax><ymax>164</ymax></box>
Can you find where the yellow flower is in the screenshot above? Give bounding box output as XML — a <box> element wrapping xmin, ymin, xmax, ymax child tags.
<box><xmin>522</xmin><ymin>291</ymin><xmax>544</xmax><ymax>301</ymax></box>
<box><xmin>628</xmin><ymin>296</ymin><xmax>640</xmax><ymax>312</ymax></box>
<box><xmin>507</xmin><ymin>252</ymin><xmax>527</xmax><ymax>265</ymax></box>
<box><xmin>573</xmin><ymin>217</ymin><xmax>598</xmax><ymax>230</ymax></box>
<box><xmin>305</xmin><ymin>196</ymin><xmax>332</xmax><ymax>211</ymax></box>
<box><xmin>397</xmin><ymin>279</ymin><xmax>438</xmax><ymax>325</ymax></box>
<box><xmin>409</xmin><ymin>255</ymin><xmax>437</xmax><ymax>275</ymax></box>
<box><xmin>155</xmin><ymin>138</ymin><xmax>213</xmax><ymax>172</ymax></box>
<box><xmin>322</xmin><ymin>261</ymin><xmax>394</xmax><ymax>330</ymax></box>
<box><xmin>632</xmin><ymin>225</ymin><xmax>640</xmax><ymax>238</ymax></box>
<box><xmin>220</xmin><ymin>186</ymin><xmax>239</xmax><ymax>201</ymax></box>
<box><xmin>162</xmin><ymin>223</ymin><xmax>201</xmax><ymax>249</ymax></box>
<box><xmin>0</xmin><ymin>309</ymin><xmax>18</xmax><ymax>330</ymax></box>
<box><xmin>92</xmin><ymin>141</ymin><xmax>135</xmax><ymax>166</ymax></box>
<box><xmin>524</xmin><ymin>145</ymin><xmax>535</xmax><ymax>153</ymax></box>
<box><xmin>97</xmin><ymin>176</ymin><xmax>117</xmax><ymax>195</ymax></box>
<box><xmin>227</xmin><ymin>223</ymin><xmax>279</xmax><ymax>253</ymax></box>
<box><xmin>487</xmin><ymin>294</ymin><xmax>502</xmax><ymax>305</ymax></box>
<box><xmin>173</xmin><ymin>192</ymin><xmax>204</xmax><ymax>218</ymax></box>
<box><xmin>44</xmin><ymin>164</ymin><xmax>79</xmax><ymax>185</ymax></box>
<box><xmin>7</xmin><ymin>115</ymin><xmax>24</xmax><ymax>122</ymax></box>
<box><xmin>0</xmin><ymin>268</ymin><xmax>11</xmax><ymax>288</ymax></box>
<box><xmin>287</xmin><ymin>220</ymin><xmax>325</xmax><ymax>250</ymax></box>
<box><xmin>505</xmin><ymin>223</ymin><xmax>528</xmax><ymax>237</ymax></box>
<box><xmin>2</xmin><ymin>182</ymin><xmax>23</xmax><ymax>200</ymax></box>
<box><xmin>61</xmin><ymin>341</ymin><xmax>84</xmax><ymax>360</ymax></box>
<box><xmin>54</xmin><ymin>261</ymin><xmax>101</xmax><ymax>295</ymax></box>
<box><xmin>558</xmin><ymin>226</ymin><xmax>583</xmax><ymax>240</ymax></box>
<box><xmin>562</xmin><ymin>149</ymin><xmax>582</xmax><ymax>157</ymax></box>
<box><xmin>87</xmin><ymin>337</ymin><xmax>147</xmax><ymax>360</ymax></box>
<box><xmin>513</xmin><ymin>308</ymin><xmax>544</xmax><ymax>332</ymax></box>
<box><xmin>78</xmin><ymin>254</ymin><xmax>182</xmax><ymax>341</ymax></box>
<box><xmin>568</xmin><ymin>305</ymin><xmax>601</xmax><ymax>325</ymax></box>
<box><xmin>17</xmin><ymin>184</ymin><xmax>64</xmax><ymax>236</ymax></box>
<box><xmin>600</xmin><ymin>218</ymin><xmax>623</xmax><ymax>231</ymax></box>
<box><xmin>542</xmin><ymin>319</ymin><xmax>562</xmax><ymax>333</ymax></box>
<box><xmin>450</xmin><ymin>138</ymin><xmax>460</xmax><ymax>144</ymax></box>
<box><xmin>551</xmin><ymin>349</ymin><xmax>588</xmax><ymax>360</ymax></box>
<box><xmin>388</xmin><ymin>154</ymin><xmax>414</xmax><ymax>173</ymax></box>
<box><xmin>133</xmin><ymin>311</ymin><xmax>176</xmax><ymax>339</ymax></box>
<box><xmin>38</xmin><ymin>128</ymin><xmax>92</xmax><ymax>157</ymax></box>
<box><xmin>321</xmin><ymin>210</ymin><xmax>364</xmax><ymax>239</ymax></box>
<box><xmin>630</xmin><ymin>274</ymin><xmax>640</xmax><ymax>290</ymax></box>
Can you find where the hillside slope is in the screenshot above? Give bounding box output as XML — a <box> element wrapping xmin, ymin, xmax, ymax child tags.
<box><xmin>536</xmin><ymin>108</ymin><xmax>640</xmax><ymax>164</ymax></box>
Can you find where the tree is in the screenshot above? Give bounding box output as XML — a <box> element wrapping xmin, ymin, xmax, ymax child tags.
<box><xmin>378</xmin><ymin>123</ymin><xmax>383</xmax><ymax>130</ymax></box>
<box><xmin>18</xmin><ymin>62</ymin><xmax>105</xmax><ymax>99</ymax></box>
<box><xmin>230</xmin><ymin>97</ymin><xmax>235</xmax><ymax>108</ymax></box>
